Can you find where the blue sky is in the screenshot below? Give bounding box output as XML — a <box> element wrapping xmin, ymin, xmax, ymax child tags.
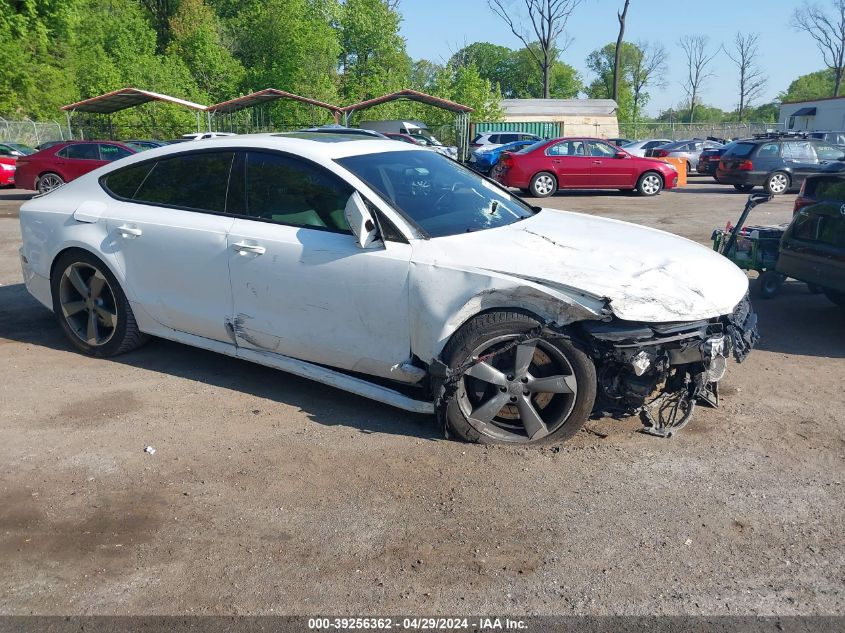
<box><xmin>399</xmin><ymin>0</ymin><xmax>823</xmax><ymax>115</ymax></box>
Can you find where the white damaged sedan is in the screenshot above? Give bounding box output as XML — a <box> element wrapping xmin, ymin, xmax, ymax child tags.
<box><xmin>19</xmin><ymin>133</ymin><xmax>758</xmax><ymax>443</ymax></box>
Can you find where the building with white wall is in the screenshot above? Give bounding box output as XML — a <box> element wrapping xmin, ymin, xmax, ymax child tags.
<box><xmin>779</xmin><ymin>96</ymin><xmax>845</xmax><ymax>131</ymax></box>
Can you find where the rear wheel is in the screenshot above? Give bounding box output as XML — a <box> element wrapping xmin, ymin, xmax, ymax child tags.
<box><xmin>440</xmin><ymin>311</ymin><xmax>596</xmax><ymax>445</ymax></box>
<box><xmin>764</xmin><ymin>171</ymin><xmax>790</xmax><ymax>195</ymax></box>
<box><xmin>733</xmin><ymin>184</ymin><xmax>754</xmax><ymax>192</ymax></box>
<box><xmin>756</xmin><ymin>270</ymin><xmax>785</xmax><ymax>299</ymax></box>
<box><xmin>37</xmin><ymin>172</ymin><xmax>64</xmax><ymax>194</ymax></box>
<box><xmin>50</xmin><ymin>250</ymin><xmax>148</xmax><ymax>357</ymax></box>
<box><xmin>637</xmin><ymin>171</ymin><xmax>663</xmax><ymax>196</ymax></box>
<box><xmin>529</xmin><ymin>171</ymin><xmax>557</xmax><ymax>198</ymax></box>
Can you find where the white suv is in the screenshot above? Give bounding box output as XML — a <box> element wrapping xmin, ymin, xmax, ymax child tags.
<box><xmin>471</xmin><ymin>131</ymin><xmax>543</xmax><ymax>149</ymax></box>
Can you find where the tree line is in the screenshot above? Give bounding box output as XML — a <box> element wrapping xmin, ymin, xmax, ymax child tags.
<box><xmin>1</xmin><ymin>0</ymin><xmax>844</xmax><ymax>138</ymax></box>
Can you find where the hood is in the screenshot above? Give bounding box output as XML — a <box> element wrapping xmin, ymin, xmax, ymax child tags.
<box><xmin>420</xmin><ymin>210</ymin><xmax>749</xmax><ymax>323</ymax></box>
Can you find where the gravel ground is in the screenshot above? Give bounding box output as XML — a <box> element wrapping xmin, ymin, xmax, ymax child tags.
<box><xmin>0</xmin><ymin>179</ymin><xmax>843</xmax><ymax>616</ymax></box>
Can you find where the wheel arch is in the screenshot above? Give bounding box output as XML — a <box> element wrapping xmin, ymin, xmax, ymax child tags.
<box><xmin>414</xmin><ymin>284</ymin><xmax>607</xmax><ymax>364</ymax></box>
<box><xmin>49</xmin><ymin>245</ymin><xmax>133</xmax><ymax>304</ymax></box>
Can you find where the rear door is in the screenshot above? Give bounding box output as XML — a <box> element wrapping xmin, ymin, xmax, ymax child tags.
<box><xmin>102</xmin><ymin>150</ymin><xmax>236</xmax><ymax>342</ymax></box>
<box><xmin>58</xmin><ymin>143</ymin><xmax>106</xmax><ymax>181</ymax></box>
<box><xmin>547</xmin><ymin>140</ymin><xmax>592</xmax><ymax>187</ymax></box>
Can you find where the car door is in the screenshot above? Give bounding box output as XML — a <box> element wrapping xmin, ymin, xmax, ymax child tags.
<box><xmin>57</xmin><ymin>143</ymin><xmax>106</xmax><ymax>181</ymax></box>
<box><xmin>547</xmin><ymin>140</ymin><xmax>592</xmax><ymax>187</ymax></box>
<box><xmin>101</xmin><ymin>150</ymin><xmax>236</xmax><ymax>342</ymax></box>
<box><xmin>782</xmin><ymin>141</ymin><xmax>821</xmax><ymax>185</ymax></box>
<box><xmin>587</xmin><ymin>140</ymin><xmax>636</xmax><ymax>187</ymax></box>
<box><xmin>226</xmin><ymin>150</ymin><xmax>413</xmax><ymax>379</ymax></box>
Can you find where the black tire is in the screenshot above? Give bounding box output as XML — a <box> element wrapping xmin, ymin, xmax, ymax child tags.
<box><xmin>50</xmin><ymin>249</ymin><xmax>148</xmax><ymax>357</ymax></box>
<box><xmin>823</xmin><ymin>288</ymin><xmax>845</xmax><ymax>307</ymax></box>
<box><xmin>37</xmin><ymin>172</ymin><xmax>64</xmax><ymax>194</ymax></box>
<box><xmin>440</xmin><ymin>310</ymin><xmax>596</xmax><ymax>445</ymax></box>
<box><xmin>733</xmin><ymin>184</ymin><xmax>754</xmax><ymax>192</ymax></box>
<box><xmin>529</xmin><ymin>171</ymin><xmax>557</xmax><ymax>198</ymax></box>
<box><xmin>636</xmin><ymin>171</ymin><xmax>663</xmax><ymax>196</ymax></box>
<box><xmin>755</xmin><ymin>270</ymin><xmax>785</xmax><ymax>299</ymax></box>
<box><xmin>763</xmin><ymin>171</ymin><xmax>790</xmax><ymax>195</ymax></box>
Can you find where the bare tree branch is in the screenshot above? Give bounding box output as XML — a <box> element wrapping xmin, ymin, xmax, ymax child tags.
<box><xmin>612</xmin><ymin>0</ymin><xmax>631</xmax><ymax>102</ymax></box>
<box><xmin>678</xmin><ymin>34</ymin><xmax>718</xmax><ymax>123</ymax></box>
<box><xmin>487</xmin><ymin>0</ymin><xmax>584</xmax><ymax>98</ymax></box>
<box><xmin>630</xmin><ymin>40</ymin><xmax>667</xmax><ymax>122</ymax></box>
<box><xmin>793</xmin><ymin>0</ymin><xmax>845</xmax><ymax>96</ymax></box>
<box><xmin>723</xmin><ymin>32</ymin><xmax>767</xmax><ymax>120</ymax></box>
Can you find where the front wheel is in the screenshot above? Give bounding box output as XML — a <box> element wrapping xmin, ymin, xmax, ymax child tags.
<box><xmin>529</xmin><ymin>171</ymin><xmax>557</xmax><ymax>198</ymax></box>
<box><xmin>764</xmin><ymin>171</ymin><xmax>790</xmax><ymax>195</ymax></box>
<box><xmin>440</xmin><ymin>311</ymin><xmax>596</xmax><ymax>445</ymax></box>
<box><xmin>50</xmin><ymin>249</ymin><xmax>148</xmax><ymax>357</ymax></box>
<box><xmin>734</xmin><ymin>184</ymin><xmax>754</xmax><ymax>192</ymax></box>
<box><xmin>637</xmin><ymin>171</ymin><xmax>663</xmax><ymax>196</ymax></box>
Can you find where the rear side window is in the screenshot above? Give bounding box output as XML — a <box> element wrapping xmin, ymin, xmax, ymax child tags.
<box><xmin>793</xmin><ymin>212</ymin><xmax>845</xmax><ymax>247</ymax></box>
<box><xmin>724</xmin><ymin>143</ymin><xmax>756</xmax><ymax>158</ymax></box>
<box><xmin>99</xmin><ymin>144</ymin><xmax>133</xmax><ymax>161</ymax></box>
<box><xmin>133</xmin><ymin>151</ymin><xmax>235</xmax><ymax>213</ymax></box>
<box><xmin>244</xmin><ymin>152</ymin><xmax>352</xmax><ymax>233</ymax></box>
<box><xmin>488</xmin><ymin>135</ymin><xmax>500</xmax><ymax>144</ymax></box>
<box><xmin>102</xmin><ymin>162</ymin><xmax>155</xmax><ymax>199</ymax></box>
<box><xmin>548</xmin><ymin>140</ymin><xmax>588</xmax><ymax>156</ymax></box>
<box><xmin>755</xmin><ymin>143</ymin><xmax>781</xmax><ymax>158</ymax></box>
<box><xmin>61</xmin><ymin>144</ymin><xmax>100</xmax><ymax>160</ymax></box>
<box><xmin>783</xmin><ymin>141</ymin><xmax>817</xmax><ymax>161</ymax></box>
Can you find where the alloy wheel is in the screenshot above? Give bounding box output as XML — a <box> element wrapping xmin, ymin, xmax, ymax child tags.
<box><xmin>768</xmin><ymin>173</ymin><xmax>788</xmax><ymax>194</ymax></box>
<box><xmin>58</xmin><ymin>262</ymin><xmax>118</xmax><ymax>346</ymax></box>
<box><xmin>38</xmin><ymin>173</ymin><xmax>64</xmax><ymax>194</ymax></box>
<box><xmin>457</xmin><ymin>336</ymin><xmax>578</xmax><ymax>442</ymax></box>
<box><xmin>640</xmin><ymin>174</ymin><xmax>661</xmax><ymax>195</ymax></box>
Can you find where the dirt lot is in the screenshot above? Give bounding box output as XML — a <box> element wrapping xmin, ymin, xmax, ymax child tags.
<box><xmin>0</xmin><ymin>179</ymin><xmax>843</xmax><ymax>616</ymax></box>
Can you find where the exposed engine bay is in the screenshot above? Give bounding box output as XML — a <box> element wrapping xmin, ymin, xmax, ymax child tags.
<box><xmin>581</xmin><ymin>293</ymin><xmax>758</xmax><ymax>436</ymax></box>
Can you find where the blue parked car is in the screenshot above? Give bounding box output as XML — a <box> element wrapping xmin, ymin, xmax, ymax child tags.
<box><xmin>469</xmin><ymin>139</ymin><xmax>541</xmax><ymax>174</ymax></box>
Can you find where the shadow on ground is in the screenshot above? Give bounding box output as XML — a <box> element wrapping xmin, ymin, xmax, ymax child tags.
<box><xmin>0</xmin><ymin>282</ymin><xmax>438</xmax><ymax>440</ymax></box>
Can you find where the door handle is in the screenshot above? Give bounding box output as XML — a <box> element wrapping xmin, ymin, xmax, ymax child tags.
<box><xmin>592</xmin><ymin>160</ymin><xmax>602</xmax><ymax>164</ymax></box>
<box><xmin>232</xmin><ymin>241</ymin><xmax>266</xmax><ymax>255</ymax></box>
<box><xmin>117</xmin><ymin>224</ymin><xmax>142</xmax><ymax>238</ymax></box>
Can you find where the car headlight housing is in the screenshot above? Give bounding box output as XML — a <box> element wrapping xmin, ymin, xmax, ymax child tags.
<box><xmin>0</xmin><ymin>163</ymin><xmax>15</xmax><ymax>171</ymax></box>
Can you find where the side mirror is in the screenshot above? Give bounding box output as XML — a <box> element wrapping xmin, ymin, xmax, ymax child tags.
<box><xmin>344</xmin><ymin>191</ymin><xmax>380</xmax><ymax>249</ymax></box>
<box><xmin>614</xmin><ymin>151</ymin><xmax>628</xmax><ymax>159</ymax></box>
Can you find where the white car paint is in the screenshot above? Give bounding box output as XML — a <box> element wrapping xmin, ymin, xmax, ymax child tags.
<box><xmin>19</xmin><ymin>134</ymin><xmax>749</xmax><ymax>411</ymax></box>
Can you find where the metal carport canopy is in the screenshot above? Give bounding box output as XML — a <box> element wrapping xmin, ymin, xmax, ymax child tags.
<box><xmin>61</xmin><ymin>87</ymin><xmax>207</xmax><ymax>114</ymax></box>
<box><xmin>207</xmin><ymin>89</ymin><xmax>343</xmax><ymax>120</ymax></box>
<box><xmin>341</xmin><ymin>89</ymin><xmax>473</xmax><ymax>115</ymax></box>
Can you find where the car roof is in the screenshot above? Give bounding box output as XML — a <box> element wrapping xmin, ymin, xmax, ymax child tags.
<box><xmin>85</xmin><ymin>132</ymin><xmax>420</xmax><ymax>164</ymax></box>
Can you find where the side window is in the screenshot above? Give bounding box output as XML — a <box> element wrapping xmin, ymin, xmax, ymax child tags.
<box><xmin>64</xmin><ymin>144</ymin><xmax>100</xmax><ymax>160</ymax></box>
<box><xmin>816</xmin><ymin>144</ymin><xmax>845</xmax><ymax>161</ymax></box>
<box><xmin>488</xmin><ymin>134</ymin><xmax>500</xmax><ymax>144</ymax></box>
<box><xmin>548</xmin><ymin>141</ymin><xmax>587</xmax><ymax>156</ymax></box>
<box><xmin>133</xmin><ymin>151</ymin><xmax>234</xmax><ymax>212</ymax></box>
<box><xmin>756</xmin><ymin>143</ymin><xmax>781</xmax><ymax>159</ymax></box>
<box><xmin>588</xmin><ymin>141</ymin><xmax>617</xmax><ymax>157</ymax></box>
<box><xmin>784</xmin><ymin>141</ymin><xmax>816</xmax><ymax>161</ymax></box>
<box><xmin>245</xmin><ymin>152</ymin><xmax>353</xmax><ymax>233</ymax></box>
<box><xmin>791</xmin><ymin>213</ymin><xmax>819</xmax><ymax>241</ymax></box>
<box><xmin>102</xmin><ymin>162</ymin><xmax>155</xmax><ymax>199</ymax></box>
<box><xmin>99</xmin><ymin>144</ymin><xmax>133</xmax><ymax>161</ymax></box>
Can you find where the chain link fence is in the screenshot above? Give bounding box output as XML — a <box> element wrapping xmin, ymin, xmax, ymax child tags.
<box><xmin>608</xmin><ymin>121</ymin><xmax>784</xmax><ymax>142</ymax></box>
<box><xmin>0</xmin><ymin>117</ymin><xmax>71</xmax><ymax>147</ymax></box>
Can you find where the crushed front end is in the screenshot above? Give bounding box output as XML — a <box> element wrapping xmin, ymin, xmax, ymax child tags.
<box><xmin>580</xmin><ymin>294</ymin><xmax>758</xmax><ymax>437</ymax></box>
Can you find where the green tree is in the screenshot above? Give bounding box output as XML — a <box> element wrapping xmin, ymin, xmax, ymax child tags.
<box><xmin>779</xmin><ymin>69</ymin><xmax>837</xmax><ymax>102</ymax></box>
<box><xmin>585</xmin><ymin>42</ymin><xmax>641</xmax><ymax>122</ymax></box>
<box><xmin>167</xmin><ymin>0</ymin><xmax>244</xmax><ymax>102</ymax></box>
<box><xmin>338</xmin><ymin>0</ymin><xmax>410</xmax><ymax>104</ymax></box>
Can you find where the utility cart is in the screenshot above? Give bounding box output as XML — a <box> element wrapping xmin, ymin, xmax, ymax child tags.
<box><xmin>712</xmin><ymin>193</ymin><xmax>787</xmax><ymax>298</ymax></box>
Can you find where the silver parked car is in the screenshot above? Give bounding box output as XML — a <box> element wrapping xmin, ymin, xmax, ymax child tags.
<box><xmin>646</xmin><ymin>139</ymin><xmax>723</xmax><ymax>174</ymax></box>
<box><xmin>621</xmin><ymin>138</ymin><xmax>671</xmax><ymax>157</ymax></box>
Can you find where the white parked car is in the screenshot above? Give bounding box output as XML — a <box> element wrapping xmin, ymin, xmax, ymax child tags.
<box><xmin>622</xmin><ymin>138</ymin><xmax>672</xmax><ymax>157</ymax></box>
<box><xmin>18</xmin><ymin>132</ymin><xmax>758</xmax><ymax>443</ymax></box>
<box><xmin>471</xmin><ymin>131</ymin><xmax>544</xmax><ymax>150</ymax></box>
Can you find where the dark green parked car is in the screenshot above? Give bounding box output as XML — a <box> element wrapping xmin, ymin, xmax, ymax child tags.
<box><xmin>776</xmin><ymin>173</ymin><xmax>845</xmax><ymax>307</ymax></box>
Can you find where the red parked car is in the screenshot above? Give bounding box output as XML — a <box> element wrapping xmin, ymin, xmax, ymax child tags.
<box><xmin>0</xmin><ymin>156</ymin><xmax>15</xmax><ymax>187</ymax></box>
<box><xmin>494</xmin><ymin>137</ymin><xmax>679</xmax><ymax>197</ymax></box>
<box><xmin>15</xmin><ymin>140</ymin><xmax>136</xmax><ymax>194</ymax></box>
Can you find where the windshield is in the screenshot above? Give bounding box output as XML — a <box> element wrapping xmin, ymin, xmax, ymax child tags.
<box><xmin>338</xmin><ymin>150</ymin><xmax>535</xmax><ymax>237</ymax></box>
